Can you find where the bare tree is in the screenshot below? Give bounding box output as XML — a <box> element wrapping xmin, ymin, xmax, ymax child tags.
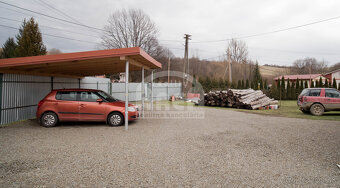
<box><xmin>225</xmin><ymin>39</ymin><xmax>249</xmax><ymax>80</ymax></box>
<box><xmin>47</xmin><ymin>48</ymin><xmax>62</xmax><ymax>55</ymax></box>
<box><xmin>227</xmin><ymin>39</ymin><xmax>248</xmax><ymax>63</ymax></box>
<box><xmin>291</xmin><ymin>57</ymin><xmax>328</xmax><ymax>74</ymax></box>
<box><xmin>101</xmin><ymin>9</ymin><xmax>160</xmax><ymax>57</ymax></box>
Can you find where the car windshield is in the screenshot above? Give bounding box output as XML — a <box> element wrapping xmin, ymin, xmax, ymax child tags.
<box><xmin>95</xmin><ymin>91</ymin><xmax>118</xmax><ymax>102</ymax></box>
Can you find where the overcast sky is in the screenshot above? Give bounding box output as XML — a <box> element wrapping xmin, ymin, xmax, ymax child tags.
<box><xmin>0</xmin><ymin>0</ymin><xmax>339</xmax><ymax>66</ymax></box>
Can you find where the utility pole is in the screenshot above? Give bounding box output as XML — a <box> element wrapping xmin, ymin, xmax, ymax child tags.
<box><xmin>309</xmin><ymin>62</ymin><xmax>312</xmax><ymax>88</ymax></box>
<box><xmin>183</xmin><ymin>34</ymin><xmax>191</xmax><ymax>86</ymax></box>
<box><xmin>168</xmin><ymin>49</ymin><xmax>171</xmax><ymax>83</ymax></box>
<box><xmin>227</xmin><ymin>48</ymin><xmax>232</xmax><ymax>83</ymax></box>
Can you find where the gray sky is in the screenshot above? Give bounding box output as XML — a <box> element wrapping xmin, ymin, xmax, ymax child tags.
<box><xmin>0</xmin><ymin>0</ymin><xmax>339</xmax><ymax>66</ymax></box>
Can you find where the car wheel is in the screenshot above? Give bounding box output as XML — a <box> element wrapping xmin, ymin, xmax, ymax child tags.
<box><xmin>108</xmin><ymin>112</ymin><xmax>124</xmax><ymax>126</ymax></box>
<box><xmin>310</xmin><ymin>103</ymin><xmax>324</xmax><ymax>116</ymax></box>
<box><xmin>41</xmin><ymin>112</ymin><xmax>58</xmax><ymax>127</ymax></box>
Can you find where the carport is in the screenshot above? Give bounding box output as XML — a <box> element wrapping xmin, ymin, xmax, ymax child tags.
<box><xmin>0</xmin><ymin>47</ymin><xmax>162</xmax><ymax>130</ymax></box>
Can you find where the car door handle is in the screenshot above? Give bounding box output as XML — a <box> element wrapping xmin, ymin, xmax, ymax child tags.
<box><xmin>80</xmin><ymin>104</ymin><xmax>86</xmax><ymax>108</ymax></box>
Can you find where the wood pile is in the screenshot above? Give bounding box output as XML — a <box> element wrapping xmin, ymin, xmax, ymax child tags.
<box><xmin>203</xmin><ymin>89</ymin><xmax>278</xmax><ymax>110</ymax></box>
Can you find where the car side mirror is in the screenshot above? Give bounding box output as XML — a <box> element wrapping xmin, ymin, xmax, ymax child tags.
<box><xmin>96</xmin><ymin>98</ymin><xmax>103</xmax><ymax>103</ymax></box>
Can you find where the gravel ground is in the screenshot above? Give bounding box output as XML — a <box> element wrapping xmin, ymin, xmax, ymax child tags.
<box><xmin>0</xmin><ymin>106</ymin><xmax>339</xmax><ymax>187</ymax></box>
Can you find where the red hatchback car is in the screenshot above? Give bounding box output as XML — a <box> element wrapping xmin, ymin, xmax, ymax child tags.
<box><xmin>297</xmin><ymin>88</ymin><xmax>340</xmax><ymax>116</ymax></box>
<box><xmin>36</xmin><ymin>89</ymin><xmax>139</xmax><ymax>127</ymax></box>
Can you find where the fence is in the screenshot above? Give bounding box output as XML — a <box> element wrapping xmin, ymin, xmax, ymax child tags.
<box><xmin>0</xmin><ymin>74</ymin><xmax>182</xmax><ymax>125</ymax></box>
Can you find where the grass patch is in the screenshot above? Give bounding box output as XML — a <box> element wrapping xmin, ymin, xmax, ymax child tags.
<box><xmin>168</xmin><ymin>100</ymin><xmax>340</xmax><ymax>121</ymax></box>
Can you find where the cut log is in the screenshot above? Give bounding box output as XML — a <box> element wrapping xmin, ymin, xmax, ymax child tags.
<box><xmin>203</xmin><ymin>89</ymin><xmax>278</xmax><ymax>110</ymax></box>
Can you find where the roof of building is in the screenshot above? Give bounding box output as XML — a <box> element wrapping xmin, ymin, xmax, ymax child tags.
<box><xmin>323</xmin><ymin>68</ymin><xmax>340</xmax><ymax>76</ymax></box>
<box><xmin>274</xmin><ymin>74</ymin><xmax>324</xmax><ymax>80</ymax></box>
<box><xmin>0</xmin><ymin>47</ymin><xmax>161</xmax><ymax>78</ymax></box>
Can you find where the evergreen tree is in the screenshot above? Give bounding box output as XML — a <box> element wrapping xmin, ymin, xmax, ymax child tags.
<box><xmin>260</xmin><ymin>79</ymin><xmax>263</xmax><ymax>90</ymax></box>
<box><xmin>277</xmin><ymin>78</ymin><xmax>281</xmax><ymax>99</ymax></box>
<box><xmin>291</xmin><ymin>82</ymin><xmax>296</xmax><ymax>99</ymax></box>
<box><xmin>295</xmin><ymin>78</ymin><xmax>300</xmax><ymax>90</ymax></box>
<box><xmin>231</xmin><ymin>81</ymin><xmax>236</xmax><ymax>89</ymax></box>
<box><xmin>299</xmin><ymin>80</ymin><xmax>303</xmax><ymax>91</ymax></box>
<box><xmin>304</xmin><ymin>81</ymin><xmax>308</xmax><ymax>88</ymax></box>
<box><xmin>237</xmin><ymin>80</ymin><xmax>241</xmax><ymax>89</ymax></box>
<box><xmin>315</xmin><ymin>80</ymin><xmax>319</xmax><ymax>87</ymax></box>
<box><xmin>338</xmin><ymin>83</ymin><xmax>340</xmax><ymax>90</ymax></box>
<box><xmin>224</xmin><ymin>79</ymin><xmax>230</xmax><ymax>88</ymax></box>
<box><xmin>245</xmin><ymin>79</ymin><xmax>249</xmax><ymax>89</ymax></box>
<box><xmin>319</xmin><ymin>77</ymin><xmax>323</xmax><ymax>87</ymax></box>
<box><xmin>0</xmin><ymin>37</ymin><xmax>17</xmax><ymax>58</ymax></box>
<box><xmin>264</xmin><ymin>79</ymin><xmax>268</xmax><ymax>90</ymax></box>
<box><xmin>332</xmin><ymin>78</ymin><xmax>337</xmax><ymax>88</ymax></box>
<box><xmin>252</xmin><ymin>61</ymin><xmax>262</xmax><ymax>86</ymax></box>
<box><xmin>211</xmin><ymin>78</ymin><xmax>218</xmax><ymax>90</ymax></box>
<box><xmin>218</xmin><ymin>78</ymin><xmax>224</xmax><ymax>90</ymax></box>
<box><xmin>15</xmin><ymin>17</ymin><xmax>46</xmax><ymax>57</ymax></box>
<box><xmin>205</xmin><ymin>77</ymin><xmax>211</xmax><ymax>92</ymax></box>
<box><xmin>286</xmin><ymin>79</ymin><xmax>291</xmax><ymax>99</ymax></box>
<box><xmin>324</xmin><ymin>79</ymin><xmax>329</xmax><ymax>88</ymax></box>
<box><xmin>311</xmin><ymin>81</ymin><xmax>315</xmax><ymax>88</ymax></box>
<box><xmin>241</xmin><ymin>80</ymin><xmax>245</xmax><ymax>89</ymax></box>
<box><xmin>281</xmin><ymin>76</ymin><xmax>286</xmax><ymax>100</ymax></box>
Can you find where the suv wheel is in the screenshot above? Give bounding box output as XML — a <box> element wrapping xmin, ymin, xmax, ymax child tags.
<box><xmin>310</xmin><ymin>103</ymin><xmax>324</xmax><ymax>116</ymax></box>
<box><xmin>41</xmin><ymin>112</ymin><xmax>58</xmax><ymax>127</ymax></box>
<box><xmin>108</xmin><ymin>112</ymin><xmax>124</xmax><ymax>126</ymax></box>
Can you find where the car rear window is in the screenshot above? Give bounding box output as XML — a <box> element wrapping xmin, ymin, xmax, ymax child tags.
<box><xmin>56</xmin><ymin>91</ymin><xmax>77</xmax><ymax>101</ymax></box>
<box><xmin>308</xmin><ymin>89</ymin><xmax>321</xmax><ymax>97</ymax></box>
<box><xmin>299</xmin><ymin>89</ymin><xmax>309</xmax><ymax>96</ymax></box>
<box><xmin>325</xmin><ymin>89</ymin><xmax>340</xmax><ymax>98</ymax></box>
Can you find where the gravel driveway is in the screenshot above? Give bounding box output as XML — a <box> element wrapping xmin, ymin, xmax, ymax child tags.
<box><xmin>0</xmin><ymin>106</ymin><xmax>339</xmax><ymax>187</ymax></box>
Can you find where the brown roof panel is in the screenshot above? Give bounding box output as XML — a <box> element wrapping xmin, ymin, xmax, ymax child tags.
<box><xmin>0</xmin><ymin>47</ymin><xmax>161</xmax><ymax>78</ymax></box>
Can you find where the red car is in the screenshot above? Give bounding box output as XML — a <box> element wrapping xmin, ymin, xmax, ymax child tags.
<box><xmin>297</xmin><ymin>88</ymin><xmax>340</xmax><ymax>116</ymax></box>
<box><xmin>36</xmin><ymin>89</ymin><xmax>139</xmax><ymax>127</ymax></box>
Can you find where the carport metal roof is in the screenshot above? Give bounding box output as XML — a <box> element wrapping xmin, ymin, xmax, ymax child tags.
<box><xmin>0</xmin><ymin>47</ymin><xmax>161</xmax><ymax>78</ymax></box>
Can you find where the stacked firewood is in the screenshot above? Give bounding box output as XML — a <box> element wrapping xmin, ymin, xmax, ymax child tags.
<box><xmin>203</xmin><ymin>89</ymin><xmax>278</xmax><ymax>110</ymax></box>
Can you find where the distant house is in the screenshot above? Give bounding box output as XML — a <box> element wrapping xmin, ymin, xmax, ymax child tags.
<box><xmin>323</xmin><ymin>69</ymin><xmax>340</xmax><ymax>86</ymax></box>
<box><xmin>274</xmin><ymin>74</ymin><xmax>329</xmax><ymax>87</ymax></box>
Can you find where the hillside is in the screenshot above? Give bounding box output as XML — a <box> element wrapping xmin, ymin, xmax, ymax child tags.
<box><xmin>260</xmin><ymin>65</ymin><xmax>291</xmax><ymax>81</ymax></box>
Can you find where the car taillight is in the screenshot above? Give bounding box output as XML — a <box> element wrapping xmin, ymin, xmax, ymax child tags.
<box><xmin>38</xmin><ymin>100</ymin><xmax>44</xmax><ymax>107</ymax></box>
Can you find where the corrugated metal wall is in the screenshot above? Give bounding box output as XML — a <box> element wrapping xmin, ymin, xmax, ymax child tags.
<box><xmin>0</xmin><ymin>73</ymin><xmax>182</xmax><ymax>125</ymax></box>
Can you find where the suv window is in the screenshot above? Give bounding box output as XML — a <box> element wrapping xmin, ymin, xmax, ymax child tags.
<box><xmin>308</xmin><ymin>89</ymin><xmax>321</xmax><ymax>97</ymax></box>
<box><xmin>79</xmin><ymin>91</ymin><xmax>101</xmax><ymax>102</ymax></box>
<box><xmin>299</xmin><ymin>89</ymin><xmax>309</xmax><ymax>96</ymax></box>
<box><xmin>56</xmin><ymin>91</ymin><xmax>77</xmax><ymax>101</ymax></box>
<box><xmin>325</xmin><ymin>89</ymin><xmax>340</xmax><ymax>98</ymax></box>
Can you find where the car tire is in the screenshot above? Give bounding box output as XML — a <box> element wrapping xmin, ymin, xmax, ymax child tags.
<box><xmin>41</xmin><ymin>112</ymin><xmax>58</xmax><ymax>127</ymax></box>
<box><xmin>310</xmin><ymin>103</ymin><xmax>324</xmax><ymax>116</ymax></box>
<box><xmin>108</xmin><ymin>112</ymin><xmax>124</xmax><ymax>126</ymax></box>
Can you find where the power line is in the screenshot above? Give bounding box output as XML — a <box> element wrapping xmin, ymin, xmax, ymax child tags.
<box><xmin>0</xmin><ymin>5</ymin><xmax>100</xmax><ymax>34</ymax></box>
<box><xmin>35</xmin><ymin>0</ymin><xmax>82</xmax><ymax>24</ymax></box>
<box><xmin>33</xmin><ymin>0</ymin><xmax>101</xmax><ymax>35</ymax></box>
<box><xmin>0</xmin><ymin>1</ymin><xmax>108</xmax><ymax>33</ymax></box>
<box><xmin>0</xmin><ymin>1</ymin><xmax>178</xmax><ymax>43</ymax></box>
<box><xmin>248</xmin><ymin>47</ymin><xmax>340</xmax><ymax>56</ymax></box>
<box><xmin>192</xmin><ymin>15</ymin><xmax>340</xmax><ymax>43</ymax></box>
<box><xmin>0</xmin><ymin>24</ymin><xmax>100</xmax><ymax>44</ymax></box>
<box><xmin>0</xmin><ymin>16</ymin><xmax>100</xmax><ymax>38</ymax></box>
